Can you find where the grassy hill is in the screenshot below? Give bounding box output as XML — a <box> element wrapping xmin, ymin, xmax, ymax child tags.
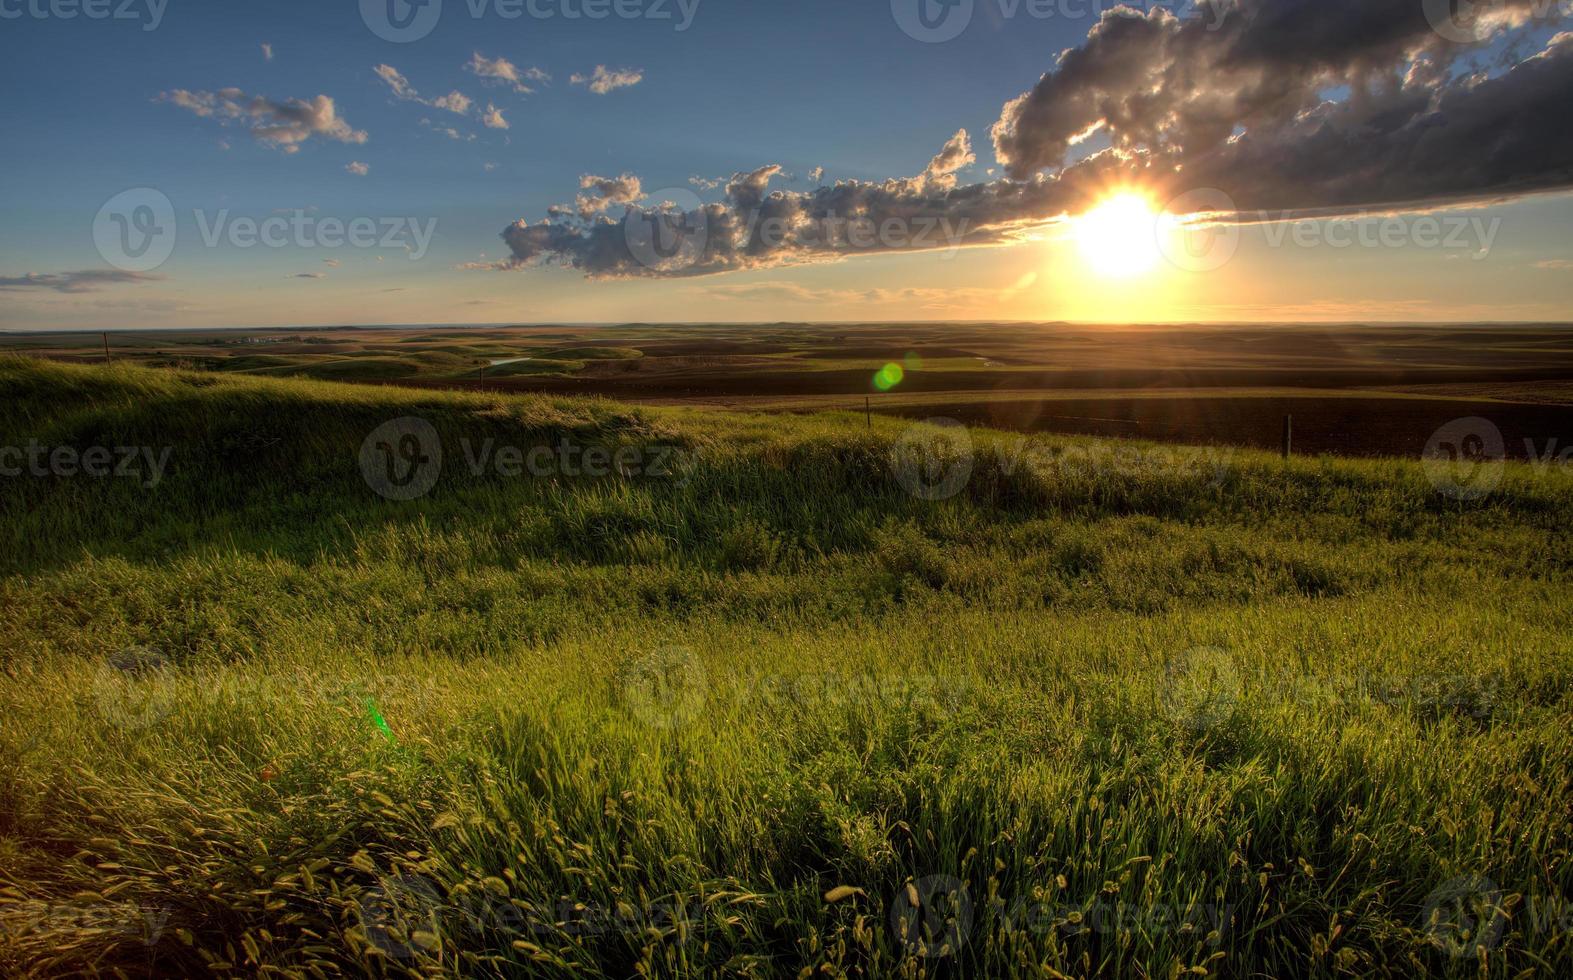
<box><xmin>0</xmin><ymin>356</ymin><xmax>1569</xmax><ymax>977</ymax></box>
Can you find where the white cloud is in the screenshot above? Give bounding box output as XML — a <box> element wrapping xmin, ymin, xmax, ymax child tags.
<box><xmin>570</xmin><ymin>65</ymin><xmax>643</xmax><ymax>95</ymax></box>
<box><xmin>373</xmin><ymin>64</ymin><xmax>417</xmax><ymax>101</ymax></box>
<box><xmin>159</xmin><ymin>88</ymin><xmax>367</xmax><ymax>153</ymax></box>
<box><xmin>374</xmin><ymin>65</ymin><xmax>474</xmax><ymax>116</ymax></box>
<box><xmin>345</xmin><ymin>161</ymin><xmax>370</xmax><ymax>176</ymax></box>
<box><xmin>421</xmin><ymin>119</ymin><xmax>475</xmax><ymax>142</ymax></box>
<box><xmin>575</xmin><ymin>173</ymin><xmax>643</xmax><ymax>216</ymax></box>
<box><xmin>261</xmin><ymin>43</ymin><xmax>273</xmax><ymax>62</ymax></box>
<box><xmin>698</xmin><ymin>281</ymin><xmax>1011</xmax><ymax>311</ymax></box>
<box><xmin>0</xmin><ymin>270</ymin><xmax>164</xmax><ymax>293</ymax></box>
<box><xmin>431</xmin><ymin>91</ymin><xmax>473</xmax><ymax>114</ymax></box>
<box><xmin>482</xmin><ymin>103</ymin><xmax>508</xmax><ymax>130</ymax></box>
<box><xmin>467</xmin><ymin>52</ymin><xmax>547</xmax><ymax>94</ymax></box>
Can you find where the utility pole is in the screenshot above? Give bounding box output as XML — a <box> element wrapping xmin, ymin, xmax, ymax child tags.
<box><xmin>1282</xmin><ymin>414</ymin><xmax>1293</xmax><ymax>459</ymax></box>
<box><xmin>102</xmin><ymin>333</ymin><xmax>112</xmax><ymax>364</ymax></box>
<box><xmin>865</xmin><ymin>396</ymin><xmax>872</xmax><ymax>429</ymax></box>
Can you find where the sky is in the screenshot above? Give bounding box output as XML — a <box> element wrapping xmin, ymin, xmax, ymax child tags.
<box><xmin>1</xmin><ymin>0</ymin><xmax>1571</xmax><ymax>329</ymax></box>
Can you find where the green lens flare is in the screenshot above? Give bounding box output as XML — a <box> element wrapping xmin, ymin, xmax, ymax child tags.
<box><xmin>873</xmin><ymin>363</ymin><xmax>905</xmax><ymax>391</ymax></box>
<box><xmin>363</xmin><ymin>696</ymin><xmax>395</xmax><ymax>742</ymax></box>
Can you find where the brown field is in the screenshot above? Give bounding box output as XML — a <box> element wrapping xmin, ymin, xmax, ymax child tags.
<box><xmin>5</xmin><ymin>321</ymin><xmax>1571</xmax><ymax>458</ymax></box>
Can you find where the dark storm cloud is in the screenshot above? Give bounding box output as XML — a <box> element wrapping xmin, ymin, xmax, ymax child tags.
<box><xmin>486</xmin><ymin>0</ymin><xmax>1573</xmax><ymax>278</ymax></box>
<box><xmin>989</xmin><ymin>0</ymin><xmax>1571</xmax><ymax>202</ymax></box>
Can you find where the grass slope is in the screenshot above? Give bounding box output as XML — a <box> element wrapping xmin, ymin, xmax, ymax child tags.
<box><xmin>0</xmin><ymin>356</ymin><xmax>1570</xmax><ymax>978</ymax></box>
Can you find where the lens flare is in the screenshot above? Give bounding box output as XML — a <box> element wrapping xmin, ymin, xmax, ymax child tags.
<box><xmin>364</xmin><ymin>696</ymin><xmax>395</xmax><ymax>742</ymax></box>
<box><xmin>874</xmin><ymin>362</ymin><xmax>905</xmax><ymax>391</ymax></box>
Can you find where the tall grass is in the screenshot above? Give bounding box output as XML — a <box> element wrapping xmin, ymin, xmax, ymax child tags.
<box><xmin>1</xmin><ymin>357</ymin><xmax>1569</xmax><ymax>977</ymax></box>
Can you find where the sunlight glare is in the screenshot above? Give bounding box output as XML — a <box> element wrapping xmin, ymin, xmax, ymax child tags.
<box><xmin>1074</xmin><ymin>193</ymin><xmax>1162</xmax><ymax>278</ymax></box>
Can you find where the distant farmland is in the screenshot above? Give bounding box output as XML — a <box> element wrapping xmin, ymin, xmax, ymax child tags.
<box><xmin>7</xmin><ymin>322</ymin><xmax>1572</xmax><ymax>458</ymax></box>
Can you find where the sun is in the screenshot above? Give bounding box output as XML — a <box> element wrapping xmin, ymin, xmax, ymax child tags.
<box><xmin>1074</xmin><ymin>192</ymin><xmax>1162</xmax><ymax>278</ymax></box>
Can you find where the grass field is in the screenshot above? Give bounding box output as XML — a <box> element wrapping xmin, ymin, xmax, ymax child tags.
<box><xmin>2</xmin><ymin>355</ymin><xmax>1571</xmax><ymax>977</ymax></box>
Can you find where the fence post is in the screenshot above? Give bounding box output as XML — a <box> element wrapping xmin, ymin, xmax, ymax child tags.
<box><xmin>1282</xmin><ymin>414</ymin><xmax>1293</xmax><ymax>459</ymax></box>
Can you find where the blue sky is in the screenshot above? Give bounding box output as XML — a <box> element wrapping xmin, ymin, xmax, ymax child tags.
<box><xmin>2</xmin><ymin>0</ymin><xmax>1571</xmax><ymax>328</ymax></box>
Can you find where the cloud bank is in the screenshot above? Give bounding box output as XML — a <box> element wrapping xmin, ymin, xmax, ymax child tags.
<box><xmin>485</xmin><ymin>0</ymin><xmax>1573</xmax><ymax>279</ymax></box>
